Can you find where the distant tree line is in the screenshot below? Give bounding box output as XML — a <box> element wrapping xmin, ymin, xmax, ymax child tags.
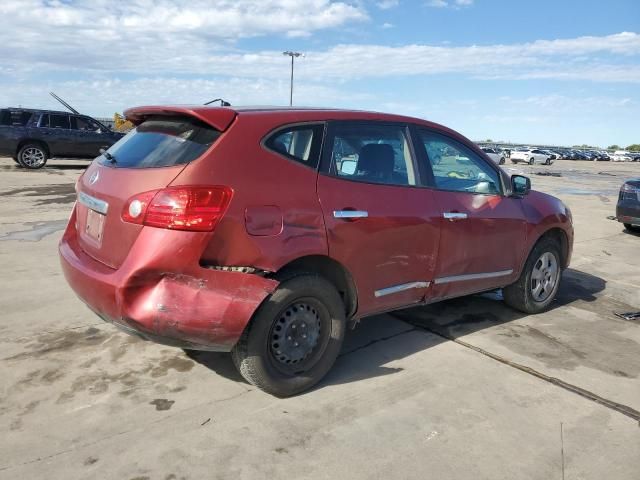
<box><xmin>606</xmin><ymin>144</ymin><xmax>640</xmax><ymax>151</ymax></box>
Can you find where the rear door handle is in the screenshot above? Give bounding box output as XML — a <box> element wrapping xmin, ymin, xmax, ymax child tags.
<box><xmin>333</xmin><ymin>210</ymin><xmax>368</xmax><ymax>219</ymax></box>
<box><xmin>443</xmin><ymin>212</ymin><xmax>468</xmax><ymax>221</ymax></box>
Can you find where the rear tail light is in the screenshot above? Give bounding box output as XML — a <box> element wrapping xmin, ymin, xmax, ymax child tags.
<box><xmin>122</xmin><ymin>186</ymin><xmax>233</xmax><ymax>232</ymax></box>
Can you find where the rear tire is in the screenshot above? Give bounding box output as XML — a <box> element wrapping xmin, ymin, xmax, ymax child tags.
<box><xmin>624</xmin><ymin>223</ymin><xmax>640</xmax><ymax>232</ymax></box>
<box><xmin>18</xmin><ymin>143</ymin><xmax>48</xmax><ymax>169</ymax></box>
<box><xmin>231</xmin><ymin>274</ymin><xmax>346</xmax><ymax>397</ymax></box>
<box><xmin>503</xmin><ymin>238</ymin><xmax>562</xmax><ymax>314</ymax></box>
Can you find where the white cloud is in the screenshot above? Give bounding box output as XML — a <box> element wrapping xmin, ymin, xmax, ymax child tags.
<box><xmin>3</xmin><ymin>24</ymin><xmax>638</xmax><ymax>82</ymax></box>
<box><xmin>499</xmin><ymin>94</ymin><xmax>636</xmax><ymax>111</ymax></box>
<box><xmin>0</xmin><ymin>0</ymin><xmax>638</xmax><ymax>122</ymax></box>
<box><xmin>0</xmin><ymin>0</ymin><xmax>368</xmax><ymax>52</ymax></box>
<box><xmin>0</xmin><ymin>77</ymin><xmax>375</xmax><ymax>116</ymax></box>
<box><xmin>426</xmin><ymin>0</ymin><xmax>473</xmax><ymax>8</ymax></box>
<box><xmin>377</xmin><ymin>0</ymin><xmax>399</xmax><ymax>9</ymax></box>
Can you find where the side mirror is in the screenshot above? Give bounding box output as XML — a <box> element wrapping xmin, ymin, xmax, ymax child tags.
<box><xmin>511</xmin><ymin>175</ymin><xmax>531</xmax><ymax>197</ymax></box>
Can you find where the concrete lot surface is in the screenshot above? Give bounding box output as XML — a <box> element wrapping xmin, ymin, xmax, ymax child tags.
<box><xmin>0</xmin><ymin>157</ymin><xmax>638</xmax><ymax>479</ymax></box>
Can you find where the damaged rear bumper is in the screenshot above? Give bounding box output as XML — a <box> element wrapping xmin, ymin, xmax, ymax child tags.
<box><xmin>59</xmin><ymin>219</ymin><xmax>278</xmax><ymax>352</ymax></box>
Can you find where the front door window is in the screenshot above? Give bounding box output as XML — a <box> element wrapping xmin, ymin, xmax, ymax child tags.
<box><xmin>419</xmin><ymin>130</ymin><xmax>501</xmax><ymax>195</ymax></box>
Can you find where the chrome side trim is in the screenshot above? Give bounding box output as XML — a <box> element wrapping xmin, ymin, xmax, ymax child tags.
<box><xmin>434</xmin><ymin>269</ymin><xmax>513</xmax><ymax>285</ymax></box>
<box><xmin>333</xmin><ymin>210</ymin><xmax>368</xmax><ymax>219</ymax></box>
<box><xmin>443</xmin><ymin>212</ymin><xmax>468</xmax><ymax>220</ymax></box>
<box><xmin>77</xmin><ymin>191</ymin><xmax>109</xmax><ymax>215</ymax></box>
<box><xmin>374</xmin><ymin>281</ymin><xmax>430</xmax><ymax>298</ymax></box>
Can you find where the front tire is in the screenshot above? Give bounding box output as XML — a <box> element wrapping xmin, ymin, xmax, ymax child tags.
<box><xmin>18</xmin><ymin>144</ymin><xmax>48</xmax><ymax>169</ymax></box>
<box><xmin>499</xmin><ymin>157</ymin><xmax>505</xmax><ymax>165</ymax></box>
<box><xmin>624</xmin><ymin>223</ymin><xmax>640</xmax><ymax>232</ymax></box>
<box><xmin>529</xmin><ymin>157</ymin><xmax>535</xmax><ymax>165</ymax></box>
<box><xmin>503</xmin><ymin>238</ymin><xmax>562</xmax><ymax>314</ymax></box>
<box><xmin>232</xmin><ymin>274</ymin><xmax>346</xmax><ymax>397</ymax></box>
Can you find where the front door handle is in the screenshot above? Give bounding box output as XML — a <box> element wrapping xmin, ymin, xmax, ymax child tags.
<box><xmin>333</xmin><ymin>210</ymin><xmax>369</xmax><ymax>219</ymax></box>
<box><xmin>443</xmin><ymin>212</ymin><xmax>468</xmax><ymax>221</ymax></box>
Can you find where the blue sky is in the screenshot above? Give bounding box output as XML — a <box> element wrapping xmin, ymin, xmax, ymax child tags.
<box><xmin>0</xmin><ymin>0</ymin><xmax>638</xmax><ymax>147</ymax></box>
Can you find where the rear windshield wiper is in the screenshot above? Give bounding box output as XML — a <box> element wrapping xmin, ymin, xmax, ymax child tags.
<box><xmin>99</xmin><ymin>148</ymin><xmax>117</xmax><ymax>164</ymax></box>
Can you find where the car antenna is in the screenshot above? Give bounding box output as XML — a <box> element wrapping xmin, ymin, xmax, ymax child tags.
<box><xmin>204</xmin><ymin>98</ymin><xmax>231</xmax><ymax>106</ymax></box>
<box><xmin>50</xmin><ymin>92</ymin><xmax>80</xmax><ymax>114</ymax></box>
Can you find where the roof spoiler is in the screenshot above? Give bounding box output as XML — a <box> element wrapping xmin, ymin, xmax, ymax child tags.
<box><xmin>124</xmin><ymin>105</ymin><xmax>237</xmax><ymax>131</ymax></box>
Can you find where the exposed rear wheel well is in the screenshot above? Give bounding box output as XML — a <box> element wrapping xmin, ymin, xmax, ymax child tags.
<box><xmin>535</xmin><ymin>228</ymin><xmax>569</xmax><ymax>268</ymax></box>
<box><xmin>273</xmin><ymin>255</ymin><xmax>358</xmax><ymax>318</ymax></box>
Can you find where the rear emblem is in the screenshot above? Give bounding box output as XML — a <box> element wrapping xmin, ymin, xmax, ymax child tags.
<box><xmin>89</xmin><ymin>171</ymin><xmax>99</xmax><ymax>185</ymax></box>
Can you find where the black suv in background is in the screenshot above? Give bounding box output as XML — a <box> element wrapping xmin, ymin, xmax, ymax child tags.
<box><xmin>0</xmin><ymin>108</ymin><xmax>124</xmax><ymax>169</ymax></box>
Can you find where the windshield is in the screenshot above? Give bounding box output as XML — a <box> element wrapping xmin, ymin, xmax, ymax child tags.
<box><xmin>98</xmin><ymin>115</ymin><xmax>220</xmax><ymax>168</ymax></box>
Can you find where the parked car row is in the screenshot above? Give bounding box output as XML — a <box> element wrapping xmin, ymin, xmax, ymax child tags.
<box><xmin>611</xmin><ymin>150</ymin><xmax>640</xmax><ymax>162</ymax></box>
<box><xmin>556</xmin><ymin>149</ymin><xmax>612</xmax><ymax>161</ymax></box>
<box><xmin>0</xmin><ymin>108</ymin><xmax>124</xmax><ymax>168</ymax></box>
<box><xmin>477</xmin><ymin>145</ymin><xmax>640</xmax><ymax>163</ymax></box>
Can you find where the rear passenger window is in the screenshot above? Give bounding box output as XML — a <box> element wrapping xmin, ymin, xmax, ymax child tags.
<box><xmin>50</xmin><ymin>114</ymin><xmax>70</xmax><ymax>129</ymax></box>
<box><xmin>264</xmin><ymin>124</ymin><xmax>323</xmax><ymax>168</ymax></box>
<box><xmin>328</xmin><ymin>123</ymin><xmax>416</xmax><ymax>186</ymax></box>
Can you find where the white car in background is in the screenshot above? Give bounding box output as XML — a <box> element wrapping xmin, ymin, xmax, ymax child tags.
<box><xmin>481</xmin><ymin>147</ymin><xmax>506</xmax><ymax>165</ymax></box>
<box><xmin>612</xmin><ymin>150</ymin><xmax>633</xmax><ymax>162</ymax></box>
<box><xmin>510</xmin><ymin>148</ymin><xmax>554</xmax><ymax>165</ymax></box>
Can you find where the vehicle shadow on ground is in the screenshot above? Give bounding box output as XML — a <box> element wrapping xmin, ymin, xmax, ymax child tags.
<box><xmin>622</xmin><ymin>228</ymin><xmax>640</xmax><ymax>237</ymax></box>
<box><xmin>187</xmin><ymin>268</ymin><xmax>606</xmax><ymax>390</ymax></box>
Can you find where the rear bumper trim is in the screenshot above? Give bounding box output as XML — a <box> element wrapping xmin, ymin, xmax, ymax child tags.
<box><xmin>92</xmin><ymin>307</ymin><xmax>231</xmax><ymax>352</ymax></box>
<box><xmin>618</xmin><ymin>215</ymin><xmax>640</xmax><ymax>226</ymax></box>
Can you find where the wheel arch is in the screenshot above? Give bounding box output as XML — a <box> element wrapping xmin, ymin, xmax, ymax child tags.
<box><xmin>272</xmin><ymin>255</ymin><xmax>358</xmax><ymax>319</ymax></box>
<box><xmin>17</xmin><ymin>139</ymin><xmax>50</xmax><ymax>158</ymax></box>
<box><xmin>528</xmin><ymin>227</ymin><xmax>569</xmax><ymax>270</ymax></box>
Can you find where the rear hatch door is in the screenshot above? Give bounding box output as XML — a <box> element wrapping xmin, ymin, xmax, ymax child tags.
<box><xmin>76</xmin><ymin>112</ymin><xmax>230</xmax><ymax>269</ymax></box>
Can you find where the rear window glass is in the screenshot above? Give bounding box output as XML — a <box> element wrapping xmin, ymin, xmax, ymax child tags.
<box><xmin>0</xmin><ymin>110</ymin><xmax>32</xmax><ymax>126</ymax></box>
<box><xmin>98</xmin><ymin>116</ymin><xmax>221</xmax><ymax>168</ymax></box>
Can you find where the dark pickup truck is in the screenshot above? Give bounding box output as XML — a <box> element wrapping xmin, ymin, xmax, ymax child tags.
<box><xmin>0</xmin><ymin>108</ymin><xmax>124</xmax><ymax>169</ymax></box>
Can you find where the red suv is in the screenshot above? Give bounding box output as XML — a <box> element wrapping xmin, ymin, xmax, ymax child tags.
<box><xmin>60</xmin><ymin>106</ymin><xmax>573</xmax><ymax>396</ymax></box>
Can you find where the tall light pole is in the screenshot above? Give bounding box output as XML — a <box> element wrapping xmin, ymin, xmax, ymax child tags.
<box><xmin>283</xmin><ymin>51</ymin><xmax>302</xmax><ymax>106</ymax></box>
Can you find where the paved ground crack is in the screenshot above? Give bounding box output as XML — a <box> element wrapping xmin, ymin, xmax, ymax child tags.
<box><xmin>339</xmin><ymin>327</ymin><xmax>417</xmax><ymax>358</ymax></box>
<box><xmin>394</xmin><ymin>315</ymin><xmax>640</xmax><ymax>423</ymax></box>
